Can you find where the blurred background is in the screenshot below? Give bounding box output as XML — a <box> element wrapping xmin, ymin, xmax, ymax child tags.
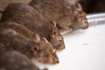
<box><xmin>79</xmin><ymin>0</ymin><xmax>105</xmax><ymax>13</ymax></box>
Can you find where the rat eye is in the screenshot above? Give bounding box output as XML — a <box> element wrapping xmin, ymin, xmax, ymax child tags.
<box><xmin>31</xmin><ymin>45</ymin><xmax>38</xmax><ymax>55</ymax></box>
<box><xmin>53</xmin><ymin>29</ymin><xmax>58</xmax><ymax>35</ymax></box>
<box><xmin>33</xmin><ymin>46</ymin><xmax>38</xmax><ymax>51</ymax></box>
<box><xmin>51</xmin><ymin>30</ymin><xmax>57</xmax><ymax>38</ymax></box>
<box><xmin>53</xmin><ymin>31</ymin><xmax>56</xmax><ymax>35</ymax></box>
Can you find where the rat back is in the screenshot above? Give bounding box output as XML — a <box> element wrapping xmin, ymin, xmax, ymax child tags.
<box><xmin>29</xmin><ymin>0</ymin><xmax>88</xmax><ymax>33</ymax></box>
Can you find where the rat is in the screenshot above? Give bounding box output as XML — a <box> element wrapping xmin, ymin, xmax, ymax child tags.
<box><xmin>0</xmin><ymin>21</ymin><xmax>39</xmax><ymax>41</ymax></box>
<box><xmin>1</xmin><ymin>3</ymin><xmax>65</xmax><ymax>51</ymax></box>
<box><xmin>29</xmin><ymin>0</ymin><xmax>88</xmax><ymax>34</ymax></box>
<box><xmin>0</xmin><ymin>22</ymin><xmax>59</xmax><ymax>64</ymax></box>
<box><xmin>0</xmin><ymin>51</ymin><xmax>40</xmax><ymax>70</ymax></box>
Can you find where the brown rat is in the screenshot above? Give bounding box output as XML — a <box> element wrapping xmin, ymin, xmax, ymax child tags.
<box><xmin>1</xmin><ymin>3</ymin><xmax>65</xmax><ymax>51</ymax></box>
<box><xmin>29</xmin><ymin>0</ymin><xmax>88</xmax><ymax>34</ymax></box>
<box><xmin>0</xmin><ymin>22</ymin><xmax>59</xmax><ymax>64</ymax></box>
<box><xmin>0</xmin><ymin>21</ymin><xmax>38</xmax><ymax>41</ymax></box>
<box><xmin>0</xmin><ymin>51</ymin><xmax>40</xmax><ymax>70</ymax></box>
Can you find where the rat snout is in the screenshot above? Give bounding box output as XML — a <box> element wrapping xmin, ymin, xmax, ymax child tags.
<box><xmin>53</xmin><ymin>36</ymin><xmax>65</xmax><ymax>51</ymax></box>
<box><xmin>77</xmin><ymin>12</ymin><xmax>89</xmax><ymax>29</ymax></box>
<box><xmin>55</xmin><ymin>43</ymin><xmax>65</xmax><ymax>51</ymax></box>
<box><xmin>48</xmin><ymin>53</ymin><xmax>59</xmax><ymax>64</ymax></box>
<box><xmin>52</xmin><ymin>55</ymin><xmax>59</xmax><ymax>64</ymax></box>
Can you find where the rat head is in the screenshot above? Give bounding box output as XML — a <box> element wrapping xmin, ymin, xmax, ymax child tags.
<box><xmin>31</xmin><ymin>34</ymin><xmax>59</xmax><ymax>64</ymax></box>
<box><xmin>49</xmin><ymin>20</ymin><xmax>65</xmax><ymax>51</ymax></box>
<box><xmin>72</xmin><ymin>3</ymin><xmax>89</xmax><ymax>29</ymax></box>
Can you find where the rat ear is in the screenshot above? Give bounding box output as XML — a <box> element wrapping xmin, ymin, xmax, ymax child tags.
<box><xmin>75</xmin><ymin>3</ymin><xmax>82</xmax><ymax>11</ymax></box>
<box><xmin>31</xmin><ymin>45</ymin><xmax>39</xmax><ymax>55</ymax></box>
<box><xmin>41</xmin><ymin>37</ymin><xmax>53</xmax><ymax>47</ymax></box>
<box><xmin>42</xmin><ymin>37</ymin><xmax>49</xmax><ymax>43</ymax></box>
<box><xmin>51</xmin><ymin>29</ymin><xmax>58</xmax><ymax>38</ymax></box>
<box><xmin>41</xmin><ymin>37</ymin><xmax>54</xmax><ymax>51</ymax></box>
<box><xmin>50</xmin><ymin>20</ymin><xmax>57</xmax><ymax>27</ymax></box>
<box><xmin>33</xmin><ymin>33</ymin><xmax>40</xmax><ymax>43</ymax></box>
